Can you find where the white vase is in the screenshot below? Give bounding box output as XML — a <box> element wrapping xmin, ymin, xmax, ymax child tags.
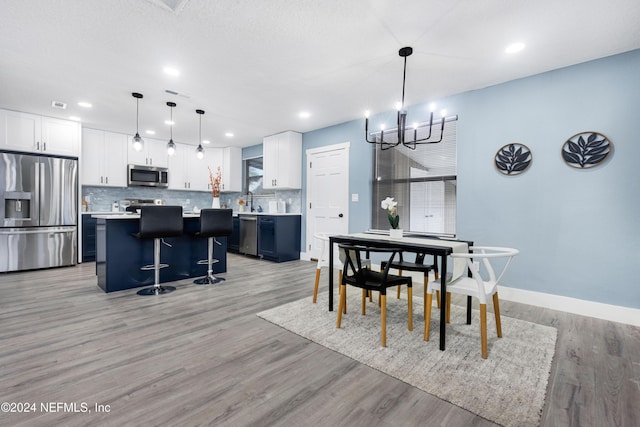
<box><xmin>389</xmin><ymin>228</ymin><xmax>403</xmax><ymax>238</ymax></box>
<box><xmin>211</xmin><ymin>197</ymin><xmax>221</xmax><ymax>209</ymax></box>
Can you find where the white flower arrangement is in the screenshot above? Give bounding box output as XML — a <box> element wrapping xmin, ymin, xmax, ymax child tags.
<box><xmin>381</xmin><ymin>197</ymin><xmax>399</xmax><ymax>229</ymax></box>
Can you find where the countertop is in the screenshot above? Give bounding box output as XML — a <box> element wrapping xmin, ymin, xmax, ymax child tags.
<box><xmin>236</xmin><ymin>212</ymin><xmax>301</xmax><ymax>216</ymax></box>
<box><xmin>91</xmin><ymin>211</ymin><xmax>302</xmax><ymax>220</ymax></box>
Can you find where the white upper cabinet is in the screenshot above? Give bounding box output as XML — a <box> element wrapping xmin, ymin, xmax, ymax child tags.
<box><xmin>0</xmin><ymin>109</ymin><xmax>80</xmax><ymax>157</ymax></box>
<box><xmin>167</xmin><ymin>142</ymin><xmax>187</xmax><ymax>190</ymax></box>
<box><xmin>127</xmin><ymin>136</ymin><xmax>168</xmax><ymax>168</ymax></box>
<box><xmin>167</xmin><ymin>143</ymin><xmax>215</xmax><ymax>192</ymax></box>
<box><xmin>221</xmin><ymin>146</ymin><xmax>242</xmax><ymax>192</ymax></box>
<box><xmin>81</xmin><ymin>128</ymin><xmax>127</xmax><ymax>187</ymax></box>
<box><xmin>263</xmin><ymin>131</ymin><xmax>302</xmax><ymax>189</ymax></box>
<box><xmin>41</xmin><ymin>117</ymin><xmax>81</xmax><ymax>157</ymax></box>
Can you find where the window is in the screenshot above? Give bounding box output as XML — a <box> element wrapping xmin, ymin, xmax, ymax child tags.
<box><xmin>244</xmin><ymin>156</ymin><xmax>263</xmax><ymax>193</ymax></box>
<box><xmin>371</xmin><ymin>119</ymin><xmax>457</xmax><ymax>236</ymax></box>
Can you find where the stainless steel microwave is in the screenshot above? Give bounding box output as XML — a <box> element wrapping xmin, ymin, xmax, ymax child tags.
<box><xmin>127</xmin><ymin>164</ymin><xmax>169</xmax><ymax>188</ymax></box>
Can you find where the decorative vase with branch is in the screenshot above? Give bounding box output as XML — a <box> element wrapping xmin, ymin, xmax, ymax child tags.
<box><xmin>209</xmin><ymin>166</ymin><xmax>222</xmax><ymax>208</ymax></box>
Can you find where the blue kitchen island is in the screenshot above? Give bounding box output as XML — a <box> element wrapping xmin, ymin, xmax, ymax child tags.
<box><xmin>94</xmin><ymin>214</ymin><xmax>227</xmax><ymax>293</ymax></box>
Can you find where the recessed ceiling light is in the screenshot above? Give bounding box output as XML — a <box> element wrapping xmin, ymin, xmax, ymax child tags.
<box><xmin>77</xmin><ymin>101</ymin><xmax>92</xmax><ymax>108</ymax></box>
<box><xmin>164</xmin><ymin>120</ymin><xmax>175</xmax><ymax>125</ymax></box>
<box><xmin>69</xmin><ymin>116</ymin><xmax>81</xmax><ymax>121</ymax></box>
<box><xmin>164</xmin><ymin>67</ymin><xmax>180</xmax><ymax>76</ymax></box>
<box><xmin>145</xmin><ymin>130</ymin><xmax>156</xmax><ymax>135</ymax></box>
<box><xmin>298</xmin><ymin>111</ymin><xmax>311</xmax><ymax>118</ymax></box>
<box><xmin>505</xmin><ymin>43</ymin><xmax>525</xmax><ymax>54</ymax></box>
<box><xmin>225</xmin><ymin>132</ymin><xmax>234</xmax><ymax>137</ymax></box>
<box><xmin>203</xmin><ymin>140</ymin><xmax>210</xmax><ymax>145</ymax></box>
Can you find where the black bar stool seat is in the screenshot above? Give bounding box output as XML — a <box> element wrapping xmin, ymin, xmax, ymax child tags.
<box><xmin>194</xmin><ymin>208</ymin><xmax>232</xmax><ymax>285</ymax></box>
<box><xmin>132</xmin><ymin>205</ymin><xmax>183</xmax><ymax>295</ymax></box>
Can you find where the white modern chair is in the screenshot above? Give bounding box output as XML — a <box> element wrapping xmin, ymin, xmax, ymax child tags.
<box><xmin>312</xmin><ymin>232</ymin><xmax>370</xmax><ymax>313</ymax></box>
<box><xmin>312</xmin><ymin>232</ymin><xmax>336</xmax><ymax>304</ymax></box>
<box><xmin>424</xmin><ymin>246</ymin><xmax>519</xmax><ymax>359</ymax></box>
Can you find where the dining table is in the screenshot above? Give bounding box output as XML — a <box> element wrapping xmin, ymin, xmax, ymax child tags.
<box><xmin>328</xmin><ymin>232</ymin><xmax>473</xmax><ymax>351</ymax></box>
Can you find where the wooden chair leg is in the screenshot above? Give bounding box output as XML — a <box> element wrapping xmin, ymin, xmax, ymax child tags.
<box><xmin>396</xmin><ymin>269</ymin><xmax>403</xmax><ymax>298</ymax></box>
<box><xmin>338</xmin><ymin>271</ymin><xmax>346</xmax><ymax>314</ymax></box>
<box><xmin>361</xmin><ymin>289</ymin><xmax>366</xmax><ymax>315</ymax></box>
<box><xmin>381</xmin><ymin>294</ymin><xmax>387</xmax><ymax>347</ymax></box>
<box><xmin>368</xmin><ymin>290</ymin><xmax>373</xmax><ymax>302</ymax></box>
<box><xmin>407</xmin><ymin>286</ymin><xmax>413</xmax><ymax>331</ymax></box>
<box><xmin>480</xmin><ymin>303</ymin><xmax>488</xmax><ymax>359</ymax></box>
<box><xmin>446</xmin><ymin>292</ymin><xmax>451</xmax><ymax>324</ymax></box>
<box><xmin>312</xmin><ymin>268</ymin><xmax>321</xmax><ymax>303</ymax></box>
<box><xmin>336</xmin><ymin>283</ymin><xmax>346</xmax><ymax>328</ymax></box>
<box><xmin>493</xmin><ymin>292</ymin><xmax>502</xmax><ymax>338</ymax></box>
<box><xmin>424</xmin><ymin>292</ymin><xmax>433</xmax><ymax>341</ymax></box>
<box><xmin>423</xmin><ymin>284</ymin><xmax>427</xmax><ymax>321</ymax></box>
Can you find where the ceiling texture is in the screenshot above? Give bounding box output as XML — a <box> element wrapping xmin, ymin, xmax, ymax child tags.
<box><xmin>1</xmin><ymin>0</ymin><xmax>639</xmax><ymax>149</ymax></box>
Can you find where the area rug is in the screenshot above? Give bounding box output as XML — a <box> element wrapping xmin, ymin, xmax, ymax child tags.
<box><xmin>257</xmin><ymin>291</ymin><xmax>557</xmax><ymax>427</ymax></box>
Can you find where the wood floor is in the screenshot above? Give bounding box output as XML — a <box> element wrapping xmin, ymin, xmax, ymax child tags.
<box><xmin>0</xmin><ymin>254</ymin><xmax>638</xmax><ymax>427</ymax></box>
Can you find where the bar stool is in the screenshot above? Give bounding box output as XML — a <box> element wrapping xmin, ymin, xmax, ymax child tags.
<box><xmin>133</xmin><ymin>205</ymin><xmax>184</xmax><ymax>296</ymax></box>
<box><xmin>194</xmin><ymin>208</ymin><xmax>233</xmax><ymax>285</ymax></box>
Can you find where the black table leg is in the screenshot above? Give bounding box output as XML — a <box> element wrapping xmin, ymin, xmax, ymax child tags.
<box><xmin>466</xmin><ymin>296</ymin><xmax>472</xmax><ymax>324</ymax></box>
<box><xmin>329</xmin><ymin>239</ymin><xmax>334</xmax><ymax>312</ymax></box>
<box><xmin>439</xmin><ymin>255</ymin><xmax>447</xmax><ymax>351</ymax></box>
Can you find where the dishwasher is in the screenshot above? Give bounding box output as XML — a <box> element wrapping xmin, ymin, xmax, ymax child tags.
<box><xmin>239</xmin><ymin>215</ymin><xmax>258</xmax><ymax>256</ymax></box>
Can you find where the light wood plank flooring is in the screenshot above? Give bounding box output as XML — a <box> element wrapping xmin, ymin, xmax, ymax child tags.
<box><xmin>1</xmin><ymin>254</ymin><xmax>638</xmax><ymax>426</ymax></box>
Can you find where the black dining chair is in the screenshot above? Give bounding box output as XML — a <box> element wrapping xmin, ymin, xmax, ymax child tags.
<box><xmin>336</xmin><ymin>243</ymin><xmax>413</xmax><ymax>347</ymax></box>
<box><xmin>381</xmin><ymin>252</ymin><xmax>441</xmax><ymax>314</ymax></box>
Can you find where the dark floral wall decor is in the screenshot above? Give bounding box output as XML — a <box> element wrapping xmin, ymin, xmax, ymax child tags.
<box><xmin>494</xmin><ymin>143</ymin><xmax>532</xmax><ymax>175</ymax></box>
<box><xmin>562</xmin><ymin>131</ymin><xmax>612</xmax><ymax>168</ymax></box>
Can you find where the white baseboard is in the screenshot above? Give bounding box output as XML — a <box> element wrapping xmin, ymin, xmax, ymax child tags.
<box><xmin>298</xmin><ymin>257</ymin><xmax>640</xmax><ymax>327</ymax></box>
<box><xmin>497</xmin><ymin>286</ymin><xmax>640</xmax><ymax>327</ymax></box>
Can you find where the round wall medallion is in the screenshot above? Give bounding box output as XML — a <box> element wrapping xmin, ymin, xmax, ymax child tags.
<box><xmin>562</xmin><ymin>131</ymin><xmax>612</xmax><ymax>168</ymax></box>
<box><xmin>494</xmin><ymin>143</ymin><xmax>532</xmax><ymax>175</ymax></box>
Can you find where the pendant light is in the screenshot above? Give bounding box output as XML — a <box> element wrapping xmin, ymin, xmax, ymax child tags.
<box><xmin>195</xmin><ymin>109</ymin><xmax>205</xmax><ymax>159</ymax></box>
<box><xmin>166</xmin><ymin>101</ymin><xmax>176</xmax><ymax>156</ymax></box>
<box><xmin>364</xmin><ymin>47</ymin><xmax>448</xmax><ymax>150</ymax></box>
<box><xmin>131</xmin><ymin>92</ymin><xmax>144</xmax><ymax>152</ymax></box>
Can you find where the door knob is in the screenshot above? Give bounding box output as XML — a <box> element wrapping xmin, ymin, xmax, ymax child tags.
<box><xmin>338</xmin><ymin>213</ymin><xmax>344</xmax><ymax>218</ymax></box>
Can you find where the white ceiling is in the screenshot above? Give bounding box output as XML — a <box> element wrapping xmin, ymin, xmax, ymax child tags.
<box><xmin>1</xmin><ymin>0</ymin><xmax>639</xmax><ymax>149</ymax></box>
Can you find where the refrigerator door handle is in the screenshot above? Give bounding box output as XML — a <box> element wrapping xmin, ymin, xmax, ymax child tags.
<box><xmin>0</xmin><ymin>227</ymin><xmax>77</xmax><ymax>235</ymax></box>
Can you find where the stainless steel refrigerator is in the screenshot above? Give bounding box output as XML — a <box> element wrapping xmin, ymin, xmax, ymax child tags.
<box><xmin>1</xmin><ymin>151</ymin><xmax>78</xmax><ymax>272</ymax></box>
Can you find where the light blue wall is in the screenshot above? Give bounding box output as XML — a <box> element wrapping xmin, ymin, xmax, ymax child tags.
<box><xmin>289</xmin><ymin>49</ymin><xmax>640</xmax><ymax>309</ymax></box>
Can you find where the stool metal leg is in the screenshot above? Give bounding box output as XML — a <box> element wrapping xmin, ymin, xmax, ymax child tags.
<box><xmin>138</xmin><ymin>238</ymin><xmax>176</xmax><ymax>295</ymax></box>
<box><xmin>194</xmin><ymin>237</ymin><xmax>225</xmax><ymax>285</ymax></box>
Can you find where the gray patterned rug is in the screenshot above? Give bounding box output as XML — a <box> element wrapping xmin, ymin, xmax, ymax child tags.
<box><xmin>257</xmin><ymin>291</ymin><xmax>556</xmax><ymax>427</ymax></box>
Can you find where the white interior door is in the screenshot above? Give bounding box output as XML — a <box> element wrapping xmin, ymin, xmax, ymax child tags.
<box><xmin>306</xmin><ymin>142</ymin><xmax>350</xmax><ymax>259</ymax></box>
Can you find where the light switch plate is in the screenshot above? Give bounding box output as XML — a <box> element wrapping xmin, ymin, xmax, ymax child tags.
<box><xmin>351</xmin><ymin>193</ymin><xmax>359</xmax><ymax>202</ymax></box>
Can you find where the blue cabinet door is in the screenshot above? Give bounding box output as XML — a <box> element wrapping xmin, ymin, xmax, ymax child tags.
<box><xmin>229</xmin><ymin>217</ymin><xmax>240</xmax><ymax>252</ymax></box>
<box><xmin>258</xmin><ymin>216</ymin><xmax>277</xmax><ymax>257</ymax></box>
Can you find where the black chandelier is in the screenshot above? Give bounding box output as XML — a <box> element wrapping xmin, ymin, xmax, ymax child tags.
<box><xmin>365</xmin><ymin>46</ymin><xmax>447</xmax><ymax>150</ymax></box>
